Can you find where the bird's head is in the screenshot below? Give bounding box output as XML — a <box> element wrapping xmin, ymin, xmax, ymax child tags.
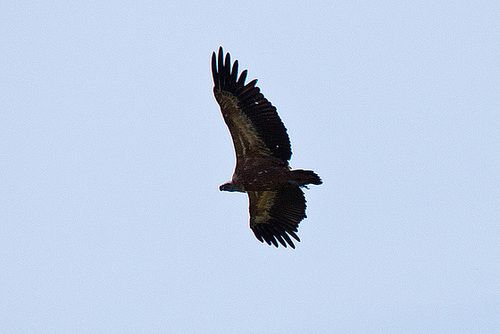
<box><xmin>219</xmin><ymin>182</ymin><xmax>239</xmax><ymax>192</ymax></box>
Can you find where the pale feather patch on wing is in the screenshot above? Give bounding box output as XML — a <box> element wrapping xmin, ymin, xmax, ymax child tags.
<box><xmin>249</xmin><ymin>191</ymin><xmax>275</xmax><ymax>224</ymax></box>
<box><xmin>215</xmin><ymin>91</ymin><xmax>272</xmax><ymax>160</ymax></box>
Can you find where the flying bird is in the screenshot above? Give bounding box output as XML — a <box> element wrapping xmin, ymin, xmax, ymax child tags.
<box><xmin>212</xmin><ymin>47</ymin><xmax>322</xmax><ymax>248</ymax></box>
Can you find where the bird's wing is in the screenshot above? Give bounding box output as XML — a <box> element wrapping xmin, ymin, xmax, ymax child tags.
<box><xmin>248</xmin><ymin>187</ymin><xmax>306</xmax><ymax>248</ymax></box>
<box><xmin>212</xmin><ymin>47</ymin><xmax>292</xmax><ymax>164</ymax></box>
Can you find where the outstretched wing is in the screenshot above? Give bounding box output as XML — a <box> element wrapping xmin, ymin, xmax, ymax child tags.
<box><xmin>212</xmin><ymin>47</ymin><xmax>292</xmax><ymax>163</ymax></box>
<box><xmin>248</xmin><ymin>187</ymin><xmax>307</xmax><ymax>248</ymax></box>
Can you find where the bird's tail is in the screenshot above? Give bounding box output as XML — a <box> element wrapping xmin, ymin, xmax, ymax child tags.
<box><xmin>290</xmin><ymin>169</ymin><xmax>322</xmax><ymax>187</ymax></box>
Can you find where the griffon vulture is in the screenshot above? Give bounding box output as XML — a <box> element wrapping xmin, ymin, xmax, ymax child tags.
<box><xmin>212</xmin><ymin>47</ymin><xmax>322</xmax><ymax>248</ymax></box>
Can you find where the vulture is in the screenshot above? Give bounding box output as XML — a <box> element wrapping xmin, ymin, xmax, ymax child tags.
<box><xmin>212</xmin><ymin>47</ymin><xmax>322</xmax><ymax>248</ymax></box>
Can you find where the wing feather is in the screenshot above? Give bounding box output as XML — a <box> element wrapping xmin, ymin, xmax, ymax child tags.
<box><xmin>248</xmin><ymin>187</ymin><xmax>307</xmax><ymax>248</ymax></box>
<box><xmin>212</xmin><ymin>47</ymin><xmax>292</xmax><ymax>162</ymax></box>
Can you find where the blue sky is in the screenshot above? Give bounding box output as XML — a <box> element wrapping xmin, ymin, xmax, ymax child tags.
<box><xmin>1</xmin><ymin>1</ymin><xmax>499</xmax><ymax>333</ymax></box>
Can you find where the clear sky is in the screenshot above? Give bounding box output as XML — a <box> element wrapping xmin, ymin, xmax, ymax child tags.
<box><xmin>1</xmin><ymin>1</ymin><xmax>499</xmax><ymax>333</ymax></box>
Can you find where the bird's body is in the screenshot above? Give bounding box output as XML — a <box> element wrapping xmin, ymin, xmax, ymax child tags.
<box><xmin>212</xmin><ymin>47</ymin><xmax>322</xmax><ymax>248</ymax></box>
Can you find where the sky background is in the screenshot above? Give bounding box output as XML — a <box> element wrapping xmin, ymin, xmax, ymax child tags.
<box><xmin>1</xmin><ymin>1</ymin><xmax>499</xmax><ymax>333</ymax></box>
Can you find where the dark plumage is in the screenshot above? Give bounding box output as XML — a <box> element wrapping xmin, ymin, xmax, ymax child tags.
<box><xmin>212</xmin><ymin>47</ymin><xmax>322</xmax><ymax>248</ymax></box>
